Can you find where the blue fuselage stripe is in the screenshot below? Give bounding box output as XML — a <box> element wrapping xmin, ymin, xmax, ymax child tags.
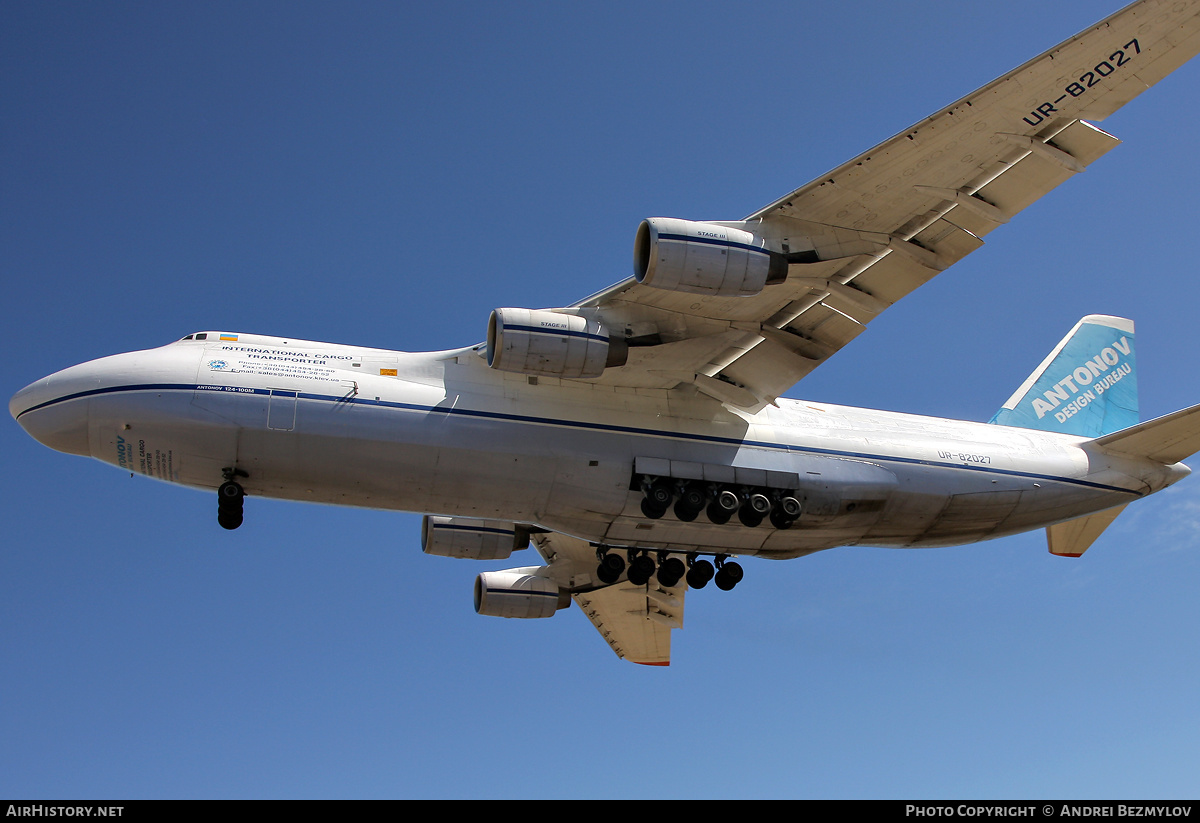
<box><xmin>16</xmin><ymin>381</ymin><xmax>1137</xmax><ymax>495</ymax></box>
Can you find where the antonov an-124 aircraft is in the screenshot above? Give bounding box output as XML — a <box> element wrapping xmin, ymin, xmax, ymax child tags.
<box><xmin>13</xmin><ymin>0</ymin><xmax>1200</xmax><ymax>664</ymax></box>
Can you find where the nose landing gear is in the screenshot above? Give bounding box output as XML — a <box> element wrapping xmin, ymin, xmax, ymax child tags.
<box><xmin>217</xmin><ymin>469</ymin><xmax>247</xmax><ymax>530</ymax></box>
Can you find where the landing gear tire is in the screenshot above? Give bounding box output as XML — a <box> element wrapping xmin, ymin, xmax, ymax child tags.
<box><xmin>714</xmin><ymin>560</ymin><xmax>744</xmax><ymax>591</ymax></box>
<box><xmin>644</xmin><ymin>479</ymin><xmax>673</xmax><ymax>509</ymax></box>
<box><xmin>685</xmin><ymin>558</ymin><xmax>715</xmax><ymax>589</ymax></box>
<box><xmin>778</xmin><ymin>495</ymin><xmax>802</xmax><ymax>518</ymax></box>
<box><xmin>706</xmin><ymin>488</ymin><xmax>739</xmax><ymax>524</ymax></box>
<box><xmin>737</xmin><ymin>507</ymin><xmax>764</xmax><ymax>528</ymax></box>
<box><xmin>673</xmin><ymin>484</ymin><xmax>706</xmax><ymax>522</ymax></box>
<box><xmin>596</xmin><ymin>551</ymin><xmax>626</xmax><ymax>584</ymax></box>
<box><xmin>747</xmin><ymin>491</ymin><xmax>772</xmax><ymax>515</ymax></box>
<box><xmin>640</xmin><ymin>498</ymin><xmax>668</xmax><ymax>519</ymax></box>
<box><xmin>217</xmin><ymin>480</ymin><xmax>245</xmax><ymax>530</ymax></box>
<box><xmin>656</xmin><ymin>556</ymin><xmax>685</xmax><ymax>587</ymax></box>
<box><xmin>769</xmin><ymin>509</ymin><xmax>796</xmax><ymax>530</ymax></box>
<box><xmin>627</xmin><ymin>553</ymin><xmax>656</xmax><ymax>586</ymax></box>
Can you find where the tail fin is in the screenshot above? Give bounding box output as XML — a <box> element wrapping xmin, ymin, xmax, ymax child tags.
<box><xmin>989</xmin><ymin>315</ymin><xmax>1137</xmax><ymax>437</ymax></box>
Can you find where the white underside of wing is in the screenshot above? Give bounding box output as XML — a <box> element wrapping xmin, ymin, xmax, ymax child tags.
<box><xmin>531</xmin><ymin>531</ymin><xmax>685</xmax><ymax>666</ymax></box>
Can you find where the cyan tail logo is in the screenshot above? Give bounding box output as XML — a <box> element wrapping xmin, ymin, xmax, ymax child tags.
<box><xmin>989</xmin><ymin>315</ymin><xmax>1138</xmax><ymax>438</ymax></box>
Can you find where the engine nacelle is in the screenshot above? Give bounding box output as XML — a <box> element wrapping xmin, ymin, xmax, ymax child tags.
<box><xmin>487</xmin><ymin>308</ymin><xmax>627</xmax><ymax>379</ymax></box>
<box><xmin>421</xmin><ymin>515</ymin><xmax>530</xmax><ymax>560</ymax></box>
<box><xmin>474</xmin><ymin>568</ymin><xmax>571</xmax><ymax>619</ymax></box>
<box><xmin>634</xmin><ymin>217</ymin><xmax>788</xmax><ymax>297</ymax></box>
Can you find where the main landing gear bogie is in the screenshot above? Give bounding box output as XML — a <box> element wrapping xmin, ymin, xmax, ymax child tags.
<box><xmin>637</xmin><ymin>475</ymin><xmax>802</xmax><ymax>530</ymax></box>
<box><xmin>593</xmin><ymin>548</ymin><xmax>740</xmax><ymax>592</ymax></box>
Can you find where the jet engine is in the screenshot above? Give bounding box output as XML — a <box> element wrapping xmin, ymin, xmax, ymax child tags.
<box><xmin>474</xmin><ymin>568</ymin><xmax>571</xmax><ymax>619</ymax></box>
<box><xmin>634</xmin><ymin>217</ymin><xmax>789</xmax><ymax>297</ymax></box>
<box><xmin>421</xmin><ymin>515</ymin><xmax>530</xmax><ymax>560</ymax></box>
<box><xmin>487</xmin><ymin>308</ymin><xmax>627</xmax><ymax>379</ymax></box>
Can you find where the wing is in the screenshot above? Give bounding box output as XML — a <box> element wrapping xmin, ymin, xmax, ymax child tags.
<box><xmin>573</xmin><ymin>0</ymin><xmax>1200</xmax><ymax>411</ymax></box>
<box><xmin>531</xmin><ymin>530</ymin><xmax>685</xmax><ymax>666</ymax></box>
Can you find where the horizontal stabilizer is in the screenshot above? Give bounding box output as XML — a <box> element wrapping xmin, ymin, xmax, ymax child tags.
<box><xmin>1091</xmin><ymin>402</ymin><xmax>1200</xmax><ymax>464</ymax></box>
<box><xmin>1046</xmin><ymin>505</ymin><xmax>1128</xmax><ymax>558</ymax></box>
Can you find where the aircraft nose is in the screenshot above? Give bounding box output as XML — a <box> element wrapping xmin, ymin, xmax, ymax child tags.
<box><xmin>10</xmin><ymin>366</ymin><xmax>94</xmax><ymax>457</ymax></box>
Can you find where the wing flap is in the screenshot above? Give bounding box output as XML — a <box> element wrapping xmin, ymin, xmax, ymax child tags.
<box><xmin>572</xmin><ymin>582</ymin><xmax>681</xmax><ymax>666</ymax></box>
<box><xmin>568</xmin><ymin>2</ymin><xmax>1199</xmax><ymax>406</ymax></box>
<box><xmin>530</xmin><ymin>530</ymin><xmax>686</xmax><ymax>665</ymax></box>
<box><xmin>716</xmin><ymin>216</ymin><xmax>985</xmax><ymax>405</ymax></box>
<box><xmin>585</xmin><ymin>117</ymin><xmax>1122</xmax><ymax>406</ymax></box>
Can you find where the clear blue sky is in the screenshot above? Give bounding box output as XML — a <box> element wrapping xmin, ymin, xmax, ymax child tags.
<box><xmin>4</xmin><ymin>0</ymin><xmax>1200</xmax><ymax>799</ymax></box>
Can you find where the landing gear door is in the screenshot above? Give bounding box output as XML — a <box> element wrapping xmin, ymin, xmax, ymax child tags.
<box><xmin>267</xmin><ymin>389</ymin><xmax>298</xmax><ymax>431</ymax></box>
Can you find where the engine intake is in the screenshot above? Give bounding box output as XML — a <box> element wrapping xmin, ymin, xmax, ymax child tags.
<box><xmin>634</xmin><ymin>217</ymin><xmax>788</xmax><ymax>297</ymax></box>
<box><xmin>474</xmin><ymin>568</ymin><xmax>571</xmax><ymax>619</ymax></box>
<box><xmin>487</xmin><ymin>308</ymin><xmax>627</xmax><ymax>379</ymax></box>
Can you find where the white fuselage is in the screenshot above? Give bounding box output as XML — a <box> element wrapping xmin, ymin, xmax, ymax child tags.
<box><xmin>10</xmin><ymin>332</ymin><xmax>1187</xmax><ymax>558</ymax></box>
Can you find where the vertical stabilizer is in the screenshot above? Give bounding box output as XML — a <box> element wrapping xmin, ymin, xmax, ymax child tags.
<box><xmin>989</xmin><ymin>315</ymin><xmax>1137</xmax><ymax>437</ymax></box>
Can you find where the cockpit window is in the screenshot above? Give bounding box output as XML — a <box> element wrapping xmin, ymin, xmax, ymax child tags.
<box><xmin>181</xmin><ymin>334</ymin><xmax>194</xmax><ymax>341</ymax></box>
<box><xmin>196</xmin><ymin>333</ymin><xmax>208</xmax><ymax>340</ymax></box>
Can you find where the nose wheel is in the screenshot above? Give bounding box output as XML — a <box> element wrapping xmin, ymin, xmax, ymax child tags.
<box><xmin>217</xmin><ymin>470</ymin><xmax>247</xmax><ymax>530</ymax></box>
